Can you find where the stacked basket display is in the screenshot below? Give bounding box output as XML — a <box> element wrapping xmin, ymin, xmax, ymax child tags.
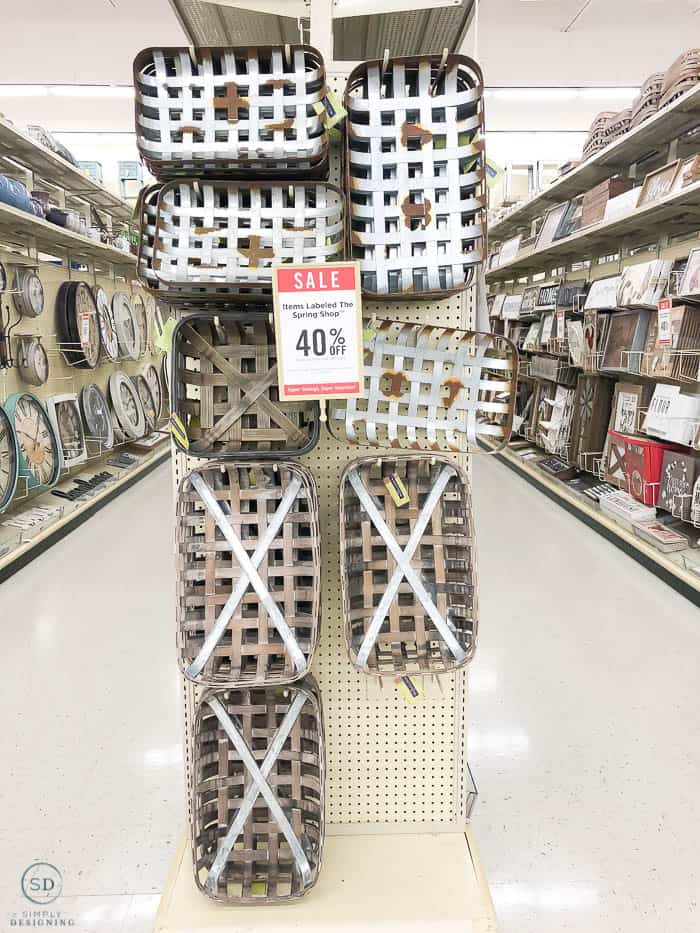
<box><xmin>134</xmin><ymin>43</ymin><xmax>515</xmax><ymax>906</ymax></box>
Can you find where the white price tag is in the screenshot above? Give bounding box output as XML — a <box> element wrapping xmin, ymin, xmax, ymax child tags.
<box><xmin>272</xmin><ymin>262</ymin><xmax>364</xmax><ymax>401</ymax></box>
<box><xmin>555</xmin><ymin>307</ymin><xmax>566</xmax><ymax>339</ymax></box>
<box><xmin>80</xmin><ymin>312</ymin><xmax>91</xmax><ymax>349</ymax></box>
<box><xmin>657</xmin><ymin>298</ymin><xmax>672</xmax><ymax>347</ymax></box>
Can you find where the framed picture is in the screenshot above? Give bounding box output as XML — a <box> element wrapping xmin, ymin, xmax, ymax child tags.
<box><xmin>637</xmin><ymin>160</ymin><xmax>681</xmax><ymax>208</ymax></box>
<box><xmin>583</xmin><ymin>308</ymin><xmax>598</xmax><ymax>370</ymax></box>
<box><xmin>502</xmin><ymin>294</ymin><xmax>523</xmax><ymax>320</ymax></box>
<box><xmin>679</xmin><ymin>247</ymin><xmax>700</xmax><ymax>298</ymax></box>
<box><xmin>557</xmin><ymin>278</ymin><xmax>589</xmax><ymax>311</ymax></box>
<box><xmin>520</xmin><ymin>285</ymin><xmax>539</xmax><ymax>316</ymax></box>
<box><xmin>601</xmin><ymin>310</ymin><xmax>651</xmax><ymax>373</ymax></box>
<box><xmin>535</xmin><ymin>282</ymin><xmax>560</xmax><ymax>310</ymax></box>
<box><xmin>584</xmin><ymin>274</ymin><xmax>623</xmax><ymax>311</ymax></box>
<box><xmin>489</xmin><ymin>294</ymin><xmax>507</xmax><ymax>319</ymax></box>
<box><xmin>604</xmin><ymin>187</ymin><xmax>640</xmax><ymax>222</ymax></box>
<box><xmin>609</xmin><ymin>381</ymin><xmax>652</xmax><ymax>436</ymax></box>
<box><xmin>553</xmin><ymin>198</ymin><xmax>584</xmax><ymax>241</ymax></box>
<box><xmin>616</xmin><ymin>259</ymin><xmax>672</xmax><ymax>308</ymax></box>
<box><xmin>498</xmin><ymin>236</ymin><xmax>521</xmax><ymax>267</ymax></box>
<box><xmin>536</xmin><ymin>203</ymin><xmax>570</xmax><ymax>250</ymax></box>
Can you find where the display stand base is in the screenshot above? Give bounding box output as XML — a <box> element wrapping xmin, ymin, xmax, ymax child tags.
<box><xmin>154</xmin><ymin>829</ymin><xmax>497</xmax><ymax>932</ymax></box>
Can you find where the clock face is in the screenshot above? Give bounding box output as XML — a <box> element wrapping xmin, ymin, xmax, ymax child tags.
<box><xmin>12</xmin><ymin>394</ymin><xmax>58</xmax><ymax>486</ymax></box>
<box><xmin>94</xmin><ymin>286</ymin><xmax>119</xmax><ymax>361</ymax></box>
<box><xmin>14</xmin><ymin>270</ymin><xmax>44</xmax><ymax>318</ymax></box>
<box><xmin>109</xmin><ymin>372</ymin><xmax>146</xmax><ymax>439</ymax></box>
<box><xmin>144</xmin><ymin>364</ymin><xmax>162</xmax><ymax>419</ymax></box>
<box><xmin>55</xmin><ymin>400</ymin><xmax>84</xmax><ymax>461</ymax></box>
<box><xmin>120</xmin><ymin>383</ymin><xmax>140</xmax><ymax>426</ymax></box>
<box><xmin>17</xmin><ymin>338</ymin><xmax>49</xmax><ymax>386</ymax></box>
<box><xmin>74</xmin><ymin>283</ymin><xmax>100</xmax><ymax>368</ymax></box>
<box><xmin>135</xmin><ymin>375</ymin><xmax>156</xmax><ymax>432</ymax></box>
<box><xmin>112</xmin><ymin>293</ymin><xmax>139</xmax><ymax>360</ymax></box>
<box><xmin>34</xmin><ymin>343</ymin><xmax>49</xmax><ymax>384</ymax></box>
<box><xmin>0</xmin><ymin>406</ymin><xmax>19</xmax><ymax>510</ymax></box>
<box><xmin>81</xmin><ymin>384</ymin><xmax>112</xmax><ymax>446</ymax></box>
<box><xmin>132</xmin><ymin>296</ymin><xmax>148</xmax><ymax>359</ymax></box>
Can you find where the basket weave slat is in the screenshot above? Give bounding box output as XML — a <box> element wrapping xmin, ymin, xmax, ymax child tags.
<box><xmin>192</xmin><ymin>679</ymin><xmax>324</xmax><ymax>903</ymax></box>
<box><xmin>133</xmin><ymin>46</ymin><xmax>328</xmax><ymax>178</ymax></box>
<box><xmin>172</xmin><ymin>313</ymin><xmax>319</xmax><ymax>458</ymax></box>
<box><xmin>340</xmin><ymin>455</ymin><xmax>476</xmax><ymax>675</ymax></box>
<box><xmin>344</xmin><ymin>54</ymin><xmax>486</xmax><ymax>298</ymax></box>
<box><xmin>177</xmin><ymin>461</ymin><xmax>321</xmax><ymax>687</ymax></box>
<box><xmin>582</xmin><ymin>111</ymin><xmax>615</xmax><ymax>160</ymax></box>
<box><xmin>659</xmin><ymin>49</ymin><xmax>700</xmax><ymax>109</ymax></box>
<box><xmin>328</xmin><ymin>319</ymin><xmax>517</xmax><ymax>452</ymax></box>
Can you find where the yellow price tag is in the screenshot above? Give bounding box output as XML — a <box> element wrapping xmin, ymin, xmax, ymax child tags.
<box><xmin>383</xmin><ymin>473</ymin><xmax>410</xmax><ymax>508</ymax></box>
<box><xmin>156</xmin><ymin>316</ymin><xmax>177</xmax><ymax>353</ymax></box>
<box><xmin>169</xmin><ymin>412</ymin><xmax>189</xmax><ymax>450</ymax></box>
<box><xmin>397</xmin><ymin>675</ymin><xmax>424</xmax><ymax>705</ymax></box>
<box><xmin>313</xmin><ymin>89</ymin><xmax>347</xmax><ymax>129</ymax></box>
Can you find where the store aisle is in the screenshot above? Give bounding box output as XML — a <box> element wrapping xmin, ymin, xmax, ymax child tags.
<box><xmin>470</xmin><ymin>456</ymin><xmax>700</xmax><ymax>933</ymax></box>
<box><xmin>0</xmin><ymin>464</ymin><xmax>181</xmax><ymax>933</ymax></box>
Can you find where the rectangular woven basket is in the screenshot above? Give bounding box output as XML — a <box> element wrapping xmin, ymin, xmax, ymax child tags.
<box><xmin>192</xmin><ymin>678</ymin><xmax>325</xmax><ymax>904</ymax></box>
<box><xmin>344</xmin><ymin>53</ymin><xmax>486</xmax><ymax>298</ymax></box>
<box><xmin>176</xmin><ymin>461</ymin><xmax>321</xmax><ymax>687</ymax></box>
<box><xmin>133</xmin><ymin>45</ymin><xmax>329</xmax><ymax>178</ymax></box>
<box><xmin>340</xmin><ymin>454</ymin><xmax>477</xmax><ymax>675</ymax></box>
<box><xmin>150</xmin><ymin>180</ymin><xmax>345</xmax><ymax>297</ymax></box>
<box><xmin>328</xmin><ymin>319</ymin><xmax>517</xmax><ymax>452</ymax></box>
<box><xmin>171</xmin><ymin>312</ymin><xmax>320</xmax><ymax>458</ymax></box>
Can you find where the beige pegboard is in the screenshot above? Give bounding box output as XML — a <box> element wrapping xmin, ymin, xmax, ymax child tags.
<box><xmin>172</xmin><ymin>67</ymin><xmax>478</xmax><ymax>833</ymax></box>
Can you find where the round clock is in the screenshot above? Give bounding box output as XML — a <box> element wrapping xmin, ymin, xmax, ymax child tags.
<box><xmin>112</xmin><ymin>293</ymin><xmax>140</xmax><ymax>361</ymax></box>
<box><xmin>16</xmin><ymin>336</ymin><xmax>49</xmax><ymax>387</ymax></box>
<box><xmin>0</xmin><ymin>405</ymin><xmax>19</xmax><ymax>511</ymax></box>
<box><xmin>109</xmin><ymin>371</ymin><xmax>146</xmax><ymax>439</ymax></box>
<box><xmin>144</xmin><ymin>295</ymin><xmax>157</xmax><ymax>353</ymax></box>
<box><xmin>50</xmin><ymin>396</ymin><xmax>86</xmax><ymax>466</ymax></box>
<box><xmin>5</xmin><ymin>392</ymin><xmax>61</xmax><ymax>489</ymax></box>
<box><xmin>94</xmin><ymin>286</ymin><xmax>119</xmax><ymax>362</ymax></box>
<box><xmin>110</xmin><ymin>405</ymin><xmax>127</xmax><ymax>445</ymax></box>
<box><xmin>132</xmin><ymin>295</ymin><xmax>148</xmax><ymax>360</ymax></box>
<box><xmin>12</xmin><ymin>269</ymin><xmax>44</xmax><ymax>318</ymax></box>
<box><xmin>56</xmin><ymin>281</ymin><xmax>101</xmax><ymax>369</ymax></box>
<box><xmin>80</xmin><ymin>383</ymin><xmax>114</xmax><ymax>451</ymax></box>
<box><xmin>143</xmin><ymin>363</ymin><xmax>162</xmax><ymax>420</ymax></box>
<box><xmin>134</xmin><ymin>375</ymin><xmax>157</xmax><ymax>434</ymax></box>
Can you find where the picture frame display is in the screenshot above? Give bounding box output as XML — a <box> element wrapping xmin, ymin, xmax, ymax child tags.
<box><xmin>584</xmin><ymin>275</ymin><xmax>623</xmax><ymax>311</ymax></box>
<box><xmin>637</xmin><ymin>160</ymin><xmax>681</xmax><ymax>207</ymax></box>
<box><xmin>679</xmin><ymin>248</ymin><xmax>700</xmax><ymax>298</ymax></box>
<box><xmin>536</xmin><ymin>203</ymin><xmax>570</xmax><ymax>250</ymax></box>
<box><xmin>601</xmin><ymin>310</ymin><xmax>651</xmax><ymax>374</ymax></box>
<box><xmin>552</xmin><ymin>198</ymin><xmax>584</xmax><ymax>241</ymax></box>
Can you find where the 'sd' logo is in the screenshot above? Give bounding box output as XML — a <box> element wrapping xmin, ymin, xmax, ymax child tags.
<box><xmin>21</xmin><ymin>862</ymin><xmax>63</xmax><ymax>904</ymax></box>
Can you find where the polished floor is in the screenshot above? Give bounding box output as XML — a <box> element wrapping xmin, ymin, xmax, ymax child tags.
<box><xmin>0</xmin><ymin>458</ymin><xmax>698</xmax><ymax>932</ymax></box>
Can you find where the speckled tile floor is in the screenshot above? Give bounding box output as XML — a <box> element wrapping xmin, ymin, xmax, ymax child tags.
<box><xmin>0</xmin><ymin>456</ymin><xmax>698</xmax><ymax>933</ymax></box>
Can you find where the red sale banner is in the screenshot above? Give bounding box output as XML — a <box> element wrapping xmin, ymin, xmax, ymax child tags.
<box><xmin>276</xmin><ymin>266</ymin><xmax>357</xmax><ymax>292</ymax></box>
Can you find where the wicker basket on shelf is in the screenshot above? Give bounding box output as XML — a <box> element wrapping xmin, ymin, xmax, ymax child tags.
<box><xmin>191</xmin><ymin>678</ymin><xmax>324</xmax><ymax>903</ymax></box>
<box><xmin>133</xmin><ymin>46</ymin><xmax>329</xmax><ymax>178</ymax></box>
<box><xmin>176</xmin><ymin>460</ymin><xmax>321</xmax><ymax>687</ymax></box>
<box><xmin>604</xmin><ymin>108</ymin><xmax>632</xmax><ymax>144</ymax></box>
<box><xmin>582</xmin><ymin>111</ymin><xmax>614</xmax><ymax>160</ymax></box>
<box><xmin>328</xmin><ymin>319</ymin><xmax>517</xmax><ymax>452</ymax></box>
<box><xmin>340</xmin><ymin>454</ymin><xmax>477</xmax><ymax>675</ymax></box>
<box><xmin>344</xmin><ymin>53</ymin><xmax>486</xmax><ymax>298</ymax></box>
<box><xmin>629</xmin><ymin>72</ymin><xmax>664</xmax><ymax>128</ymax></box>
<box><xmin>659</xmin><ymin>48</ymin><xmax>700</xmax><ymax>109</ymax></box>
<box><xmin>171</xmin><ymin>312</ymin><xmax>320</xmax><ymax>458</ymax></box>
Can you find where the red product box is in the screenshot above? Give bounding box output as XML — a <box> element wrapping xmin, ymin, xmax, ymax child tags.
<box><xmin>608</xmin><ymin>430</ymin><xmax>684</xmax><ymax>505</ymax></box>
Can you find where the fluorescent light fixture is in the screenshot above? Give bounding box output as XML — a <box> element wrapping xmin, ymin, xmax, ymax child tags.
<box><xmin>578</xmin><ymin>87</ymin><xmax>638</xmax><ymax>100</ymax></box>
<box><xmin>0</xmin><ymin>84</ymin><xmax>133</xmax><ymax>99</ymax></box>
<box><xmin>488</xmin><ymin>87</ymin><xmax>640</xmax><ymax>103</ymax></box>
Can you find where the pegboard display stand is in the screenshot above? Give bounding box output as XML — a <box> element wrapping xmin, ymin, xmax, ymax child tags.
<box><xmin>162</xmin><ymin>67</ymin><xmax>497</xmax><ymax>931</ymax></box>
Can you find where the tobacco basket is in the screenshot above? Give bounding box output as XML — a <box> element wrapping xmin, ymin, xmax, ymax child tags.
<box><xmin>150</xmin><ymin>179</ymin><xmax>344</xmax><ymax>298</ymax></box>
<box><xmin>344</xmin><ymin>53</ymin><xmax>486</xmax><ymax>298</ymax></box>
<box><xmin>192</xmin><ymin>677</ymin><xmax>325</xmax><ymax>903</ymax></box>
<box><xmin>340</xmin><ymin>455</ymin><xmax>477</xmax><ymax>675</ymax></box>
<box><xmin>327</xmin><ymin>319</ymin><xmax>517</xmax><ymax>452</ymax></box>
<box><xmin>133</xmin><ymin>45</ymin><xmax>329</xmax><ymax>178</ymax></box>
<box><xmin>582</xmin><ymin>111</ymin><xmax>614</xmax><ymax>160</ymax></box>
<box><xmin>171</xmin><ymin>312</ymin><xmax>320</xmax><ymax>458</ymax></box>
<box><xmin>176</xmin><ymin>461</ymin><xmax>321</xmax><ymax>687</ymax></box>
<box><xmin>659</xmin><ymin>48</ymin><xmax>700</xmax><ymax>109</ymax></box>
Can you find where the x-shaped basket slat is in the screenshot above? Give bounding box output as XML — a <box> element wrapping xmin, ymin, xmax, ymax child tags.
<box><xmin>171</xmin><ymin>313</ymin><xmax>319</xmax><ymax>458</ymax></box>
<box><xmin>177</xmin><ymin>461</ymin><xmax>321</xmax><ymax>686</ymax></box>
<box><xmin>329</xmin><ymin>319</ymin><xmax>517</xmax><ymax>452</ymax></box>
<box><xmin>192</xmin><ymin>680</ymin><xmax>324</xmax><ymax>904</ymax></box>
<box><xmin>340</xmin><ymin>455</ymin><xmax>477</xmax><ymax>675</ymax></box>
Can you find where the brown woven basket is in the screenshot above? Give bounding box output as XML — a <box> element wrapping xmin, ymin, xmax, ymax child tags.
<box><xmin>328</xmin><ymin>319</ymin><xmax>517</xmax><ymax>452</ymax></box>
<box><xmin>344</xmin><ymin>53</ymin><xmax>486</xmax><ymax>299</ymax></box>
<box><xmin>582</xmin><ymin>111</ymin><xmax>614</xmax><ymax>161</ymax></box>
<box><xmin>133</xmin><ymin>45</ymin><xmax>329</xmax><ymax>179</ymax></box>
<box><xmin>171</xmin><ymin>312</ymin><xmax>320</xmax><ymax>458</ymax></box>
<box><xmin>176</xmin><ymin>461</ymin><xmax>321</xmax><ymax>687</ymax></box>
<box><xmin>630</xmin><ymin>72</ymin><xmax>664</xmax><ymax>128</ymax></box>
<box><xmin>192</xmin><ymin>677</ymin><xmax>325</xmax><ymax>903</ymax></box>
<box><xmin>659</xmin><ymin>49</ymin><xmax>700</xmax><ymax>109</ymax></box>
<box><xmin>605</xmin><ymin>108</ymin><xmax>631</xmax><ymax>144</ymax></box>
<box><xmin>340</xmin><ymin>454</ymin><xmax>477</xmax><ymax>675</ymax></box>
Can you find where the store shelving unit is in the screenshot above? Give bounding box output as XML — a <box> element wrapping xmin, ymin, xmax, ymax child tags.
<box><xmin>485</xmin><ymin>86</ymin><xmax>700</xmax><ymax>603</ymax></box>
<box><xmin>157</xmin><ymin>52</ymin><xmax>497</xmax><ymax>932</ymax></box>
<box><xmin>0</xmin><ymin>128</ymin><xmax>166</xmax><ymax>583</ymax></box>
<box><xmin>489</xmin><ymin>83</ymin><xmax>700</xmax><ymax>242</ymax></box>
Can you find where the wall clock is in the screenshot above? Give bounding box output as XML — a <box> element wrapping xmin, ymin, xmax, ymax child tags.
<box><xmin>134</xmin><ymin>374</ymin><xmax>157</xmax><ymax>434</ymax></box>
<box><xmin>12</xmin><ymin>269</ymin><xmax>44</xmax><ymax>318</ymax></box>
<box><xmin>132</xmin><ymin>296</ymin><xmax>148</xmax><ymax>360</ymax></box>
<box><xmin>143</xmin><ymin>363</ymin><xmax>162</xmax><ymax>419</ymax></box>
<box><xmin>112</xmin><ymin>293</ymin><xmax>140</xmax><ymax>361</ymax></box>
<box><xmin>4</xmin><ymin>392</ymin><xmax>61</xmax><ymax>489</ymax></box>
<box><xmin>56</xmin><ymin>281</ymin><xmax>100</xmax><ymax>369</ymax></box>
<box><xmin>46</xmin><ymin>394</ymin><xmax>87</xmax><ymax>468</ymax></box>
<box><xmin>144</xmin><ymin>295</ymin><xmax>157</xmax><ymax>353</ymax></box>
<box><xmin>16</xmin><ymin>336</ymin><xmax>49</xmax><ymax>386</ymax></box>
<box><xmin>94</xmin><ymin>286</ymin><xmax>119</xmax><ymax>361</ymax></box>
<box><xmin>0</xmin><ymin>404</ymin><xmax>19</xmax><ymax>511</ymax></box>
<box><xmin>80</xmin><ymin>383</ymin><xmax>114</xmax><ymax>451</ymax></box>
<box><xmin>110</xmin><ymin>405</ymin><xmax>127</xmax><ymax>445</ymax></box>
<box><xmin>109</xmin><ymin>371</ymin><xmax>146</xmax><ymax>439</ymax></box>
